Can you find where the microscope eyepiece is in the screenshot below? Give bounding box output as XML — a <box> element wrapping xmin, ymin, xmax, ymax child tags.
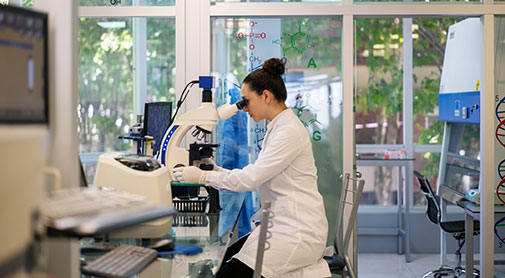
<box><xmin>217</xmin><ymin>99</ymin><xmax>248</xmax><ymax>120</ymax></box>
<box><xmin>236</xmin><ymin>99</ymin><xmax>248</xmax><ymax>110</ymax></box>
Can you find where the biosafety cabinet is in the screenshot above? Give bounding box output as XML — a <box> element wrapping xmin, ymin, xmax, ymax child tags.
<box><xmin>437</xmin><ymin>18</ymin><xmax>481</xmax><ymax>204</ymax></box>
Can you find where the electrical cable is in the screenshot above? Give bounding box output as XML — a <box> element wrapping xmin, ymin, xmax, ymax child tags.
<box><xmin>152</xmin><ymin>80</ymin><xmax>197</xmax><ymax>157</ymax></box>
<box><xmin>171</xmin><ymin>80</ymin><xmax>197</xmax><ymax>123</ymax></box>
<box><xmin>170</xmin><ymin>80</ymin><xmax>198</xmax><ymax>124</ymax></box>
<box><xmin>180</xmin><ymin>83</ymin><xmax>196</xmax><ymax>107</ymax></box>
<box><xmin>153</xmin><ymin>79</ymin><xmax>199</xmax><ymax>158</ymax></box>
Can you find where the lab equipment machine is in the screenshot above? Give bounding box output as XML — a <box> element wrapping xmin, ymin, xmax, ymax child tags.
<box><xmin>0</xmin><ymin>5</ymin><xmax>48</xmax><ymax>277</ymax></box>
<box><xmin>118</xmin><ymin>102</ymin><xmax>172</xmax><ymax>157</ymax></box>
<box><xmin>0</xmin><ymin>130</ymin><xmax>47</xmax><ymax>277</ymax></box>
<box><xmin>438</xmin><ymin>18</ymin><xmax>480</xmax><ymax>124</ymax></box>
<box><xmin>94</xmin><ymin>154</ymin><xmax>172</xmax><ymax>206</ymax></box>
<box><xmin>93</xmin><ymin>102</ymin><xmax>175</xmax><ymax>235</ymax></box>
<box><xmin>118</xmin><ymin>116</ymin><xmax>155</xmax><ymax>156</ymax></box>
<box><xmin>42</xmin><ymin>187</ymin><xmax>177</xmax><ymax>236</ymax></box>
<box><xmin>435</xmin><ymin>17</ymin><xmax>485</xmax><ymax>269</ymax></box>
<box><xmin>93</xmin><ymin>153</ymin><xmax>174</xmax><ymax>237</ymax></box>
<box><xmin>437</xmin><ymin>18</ymin><xmax>482</xmax><ymax>204</ymax></box>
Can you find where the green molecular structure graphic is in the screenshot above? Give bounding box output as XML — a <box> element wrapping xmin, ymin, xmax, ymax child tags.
<box><xmin>272</xmin><ymin>19</ymin><xmax>314</xmax><ymax>56</ymax></box>
<box><xmin>294</xmin><ymin>107</ymin><xmax>321</xmax><ymax>128</ymax></box>
<box><xmin>293</xmin><ymin>103</ymin><xmax>322</xmax><ymax>141</ymax></box>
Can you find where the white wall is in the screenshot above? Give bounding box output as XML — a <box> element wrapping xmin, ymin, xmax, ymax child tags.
<box><xmin>34</xmin><ymin>0</ymin><xmax>79</xmax><ymax>190</ymax></box>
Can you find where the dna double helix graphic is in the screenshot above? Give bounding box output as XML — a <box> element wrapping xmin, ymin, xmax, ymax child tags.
<box><xmin>495</xmin><ymin>96</ymin><xmax>505</xmax><ymax>148</ymax></box>
<box><xmin>494</xmin><ymin>98</ymin><xmax>505</xmax><ymax>204</ymax></box>
<box><xmin>496</xmin><ymin>159</ymin><xmax>505</xmax><ymax>205</ymax></box>
<box><xmin>494</xmin><ymin>97</ymin><xmax>505</xmax><ymax>243</ymax></box>
<box><xmin>496</xmin><ymin>177</ymin><xmax>505</xmax><ymax>205</ymax></box>
<box><xmin>495</xmin><ymin>215</ymin><xmax>505</xmax><ymax>245</ymax></box>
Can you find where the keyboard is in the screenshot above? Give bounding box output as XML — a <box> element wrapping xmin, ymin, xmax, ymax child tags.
<box><xmin>82</xmin><ymin>245</ymin><xmax>157</xmax><ymax>278</ymax></box>
<box><xmin>42</xmin><ymin>188</ymin><xmax>177</xmax><ymax>235</ymax></box>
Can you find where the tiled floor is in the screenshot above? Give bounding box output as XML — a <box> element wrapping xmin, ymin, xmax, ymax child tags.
<box><xmin>357</xmin><ymin>253</ymin><xmax>505</xmax><ymax>278</ymax></box>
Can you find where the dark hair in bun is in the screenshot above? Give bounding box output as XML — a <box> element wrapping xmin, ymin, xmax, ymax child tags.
<box><xmin>243</xmin><ymin>58</ymin><xmax>287</xmax><ymax>102</ymax></box>
<box><xmin>262</xmin><ymin>58</ymin><xmax>286</xmax><ymax>76</ymax></box>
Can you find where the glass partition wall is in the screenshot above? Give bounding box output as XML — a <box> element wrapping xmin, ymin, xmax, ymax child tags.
<box><xmin>355</xmin><ymin>17</ymin><xmax>466</xmax><ymax>206</ymax></box>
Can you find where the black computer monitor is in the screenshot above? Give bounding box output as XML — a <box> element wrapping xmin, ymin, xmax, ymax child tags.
<box><xmin>143</xmin><ymin>102</ymin><xmax>172</xmax><ymax>155</ymax></box>
<box><xmin>0</xmin><ymin>5</ymin><xmax>48</xmax><ymax>124</ymax></box>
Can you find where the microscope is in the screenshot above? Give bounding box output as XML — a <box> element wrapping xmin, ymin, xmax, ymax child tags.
<box><xmin>156</xmin><ymin>76</ymin><xmax>246</xmax><ymax>213</ymax></box>
<box><xmin>157</xmin><ymin>76</ymin><xmax>246</xmax><ymax>179</ymax></box>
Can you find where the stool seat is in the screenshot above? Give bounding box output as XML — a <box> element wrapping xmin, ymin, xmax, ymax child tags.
<box><xmin>323</xmin><ymin>254</ymin><xmax>346</xmax><ymax>272</ymax></box>
<box><xmin>440</xmin><ymin>220</ymin><xmax>480</xmax><ymax>234</ymax></box>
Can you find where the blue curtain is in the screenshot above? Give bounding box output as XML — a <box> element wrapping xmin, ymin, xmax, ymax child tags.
<box><xmin>216</xmin><ymin>76</ymin><xmax>255</xmax><ymax>238</ymax></box>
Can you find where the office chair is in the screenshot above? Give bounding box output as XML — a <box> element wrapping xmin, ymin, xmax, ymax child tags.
<box><xmin>324</xmin><ymin>173</ymin><xmax>365</xmax><ymax>278</ymax></box>
<box><xmin>413</xmin><ymin>171</ymin><xmax>480</xmax><ymax>278</ymax></box>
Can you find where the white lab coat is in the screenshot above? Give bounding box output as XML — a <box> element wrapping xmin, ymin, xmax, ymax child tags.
<box><xmin>206</xmin><ymin>109</ymin><xmax>330</xmax><ymax>278</ymax></box>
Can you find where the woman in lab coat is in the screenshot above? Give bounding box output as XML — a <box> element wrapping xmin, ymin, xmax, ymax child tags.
<box><xmin>172</xmin><ymin>58</ymin><xmax>330</xmax><ymax>278</ymax></box>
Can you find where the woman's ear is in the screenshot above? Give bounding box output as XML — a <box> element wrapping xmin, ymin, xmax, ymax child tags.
<box><xmin>263</xmin><ymin>89</ymin><xmax>273</xmax><ymax>104</ymax></box>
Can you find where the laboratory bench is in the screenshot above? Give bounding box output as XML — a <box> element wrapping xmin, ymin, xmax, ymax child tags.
<box><xmin>457</xmin><ymin>200</ymin><xmax>505</xmax><ymax>278</ymax></box>
<box><xmin>79</xmin><ymin>196</ymin><xmax>245</xmax><ymax>278</ymax></box>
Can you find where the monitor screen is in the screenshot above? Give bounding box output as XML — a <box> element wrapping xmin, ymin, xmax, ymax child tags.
<box><xmin>143</xmin><ymin>102</ymin><xmax>172</xmax><ymax>155</ymax></box>
<box><xmin>0</xmin><ymin>5</ymin><xmax>48</xmax><ymax>124</ymax></box>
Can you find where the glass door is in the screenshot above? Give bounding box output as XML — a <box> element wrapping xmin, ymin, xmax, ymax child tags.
<box><xmin>211</xmin><ymin>16</ymin><xmax>345</xmax><ymax>245</ymax></box>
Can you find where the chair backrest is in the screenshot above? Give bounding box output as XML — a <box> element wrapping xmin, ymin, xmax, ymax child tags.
<box><xmin>334</xmin><ymin>173</ymin><xmax>366</xmax><ymax>256</ymax></box>
<box><xmin>414</xmin><ymin>171</ymin><xmax>441</xmax><ymax>225</ymax></box>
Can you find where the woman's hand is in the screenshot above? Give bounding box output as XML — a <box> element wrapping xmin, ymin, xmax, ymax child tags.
<box><xmin>196</xmin><ymin>158</ymin><xmax>224</xmax><ymax>172</ymax></box>
<box><xmin>172</xmin><ymin>166</ymin><xmax>207</xmax><ymax>184</ymax></box>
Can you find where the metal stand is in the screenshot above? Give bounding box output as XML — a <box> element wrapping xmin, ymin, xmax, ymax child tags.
<box><xmin>356</xmin><ymin>158</ymin><xmax>412</xmax><ymax>262</ymax></box>
<box><xmin>253</xmin><ymin>201</ymin><xmax>272</xmax><ymax>278</ymax></box>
